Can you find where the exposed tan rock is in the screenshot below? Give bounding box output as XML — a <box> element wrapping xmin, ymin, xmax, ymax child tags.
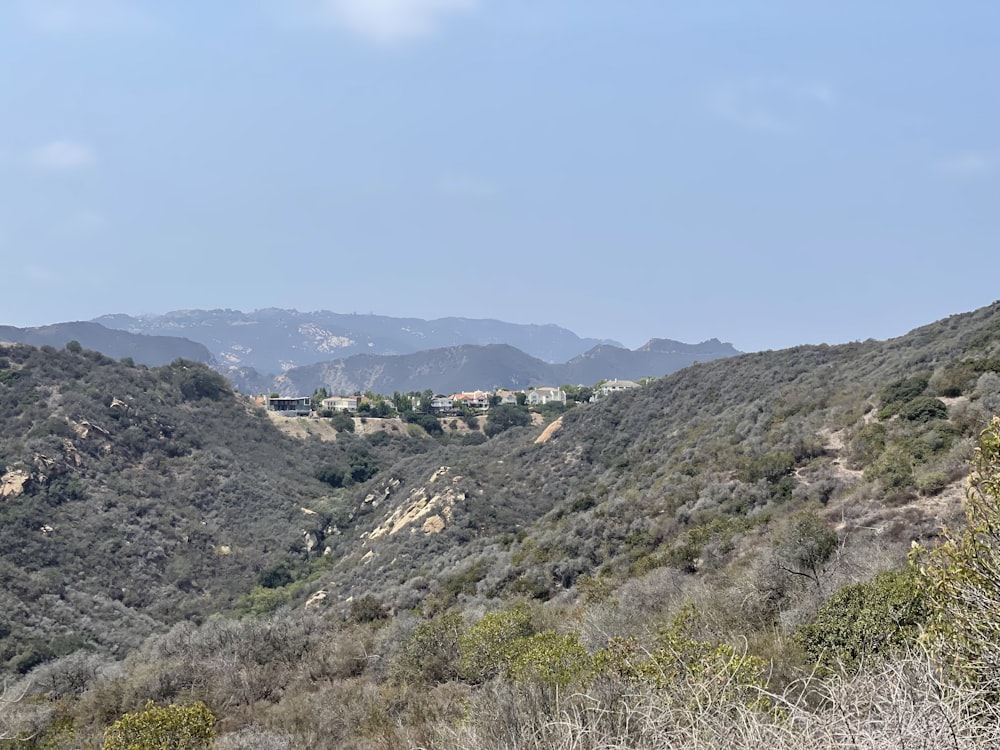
<box><xmin>421</xmin><ymin>515</ymin><xmax>445</xmax><ymax>534</ymax></box>
<box><xmin>69</xmin><ymin>420</ymin><xmax>90</xmax><ymax>439</ymax></box>
<box><xmin>535</xmin><ymin>417</ymin><xmax>563</xmax><ymax>444</ymax></box>
<box><xmin>305</xmin><ymin>590</ymin><xmax>328</xmax><ymax>607</ymax></box>
<box><xmin>363</xmin><ymin>478</ymin><xmax>400</xmax><ymax>508</ymax></box>
<box><xmin>81</xmin><ymin>420</ymin><xmax>111</xmax><ymax>438</ymax></box>
<box><xmin>368</xmin><ymin>466</ymin><xmax>464</xmax><ymax>538</ymax></box>
<box><xmin>108</xmin><ymin>397</ymin><xmax>134</xmax><ymax>417</ymax></box>
<box><xmin>1</xmin><ymin>469</ymin><xmax>30</xmax><ymax>499</ymax></box>
<box><xmin>63</xmin><ymin>439</ymin><xmax>82</xmax><ymax>466</ymax></box>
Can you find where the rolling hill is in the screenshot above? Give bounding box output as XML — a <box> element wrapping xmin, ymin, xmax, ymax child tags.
<box><xmin>0</xmin><ymin>322</ymin><xmax>214</xmax><ymax>367</ymax></box>
<box><xmin>243</xmin><ymin>338</ymin><xmax>741</xmax><ymax>396</ymax></box>
<box><xmin>2</xmin><ymin>300</ymin><xmax>1000</xmax><ymax>748</ymax></box>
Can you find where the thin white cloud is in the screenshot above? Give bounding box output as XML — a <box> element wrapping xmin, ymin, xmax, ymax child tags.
<box><xmin>807</xmin><ymin>84</ymin><xmax>836</xmax><ymax>105</ymax></box>
<box><xmin>24</xmin><ymin>265</ymin><xmax>58</xmax><ymax>283</ymax></box>
<box><xmin>67</xmin><ymin>210</ymin><xmax>107</xmax><ymax>234</ymax></box>
<box><xmin>437</xmin><ymin>174</ymin><xmax>497</xmax><ymax>198</ymax></box>
<box><xmin>710</xmin><ymin>88</ymin><xmax>797</xmax><ymax>136</ymax></box>
<box><xmin>937</xmin><ymin>151</ymin><xmax>999</xmax><ymax>177</ymax></box>
<box><xmin>19</xmin><ymin>0</ymin><xmax>153</xmax><ymax>33</ymax></box>
<box><xmin>708</xmin><ymin>79</ymin><xmax>835</xmax><ymax>136</ymax></box>
<box><xmin>300</xmin><ymin>0</ymin><xmax>477</xmax><ymax>45</ymax></box>
<box><xmin>30</xmin><ymin>140</ymin><xmax>97</xmax><ymax>169</ymax></box>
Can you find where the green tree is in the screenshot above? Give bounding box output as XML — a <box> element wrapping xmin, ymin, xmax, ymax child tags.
<box><xmin>420</xmin><ymin>389</ymin><xmax>435</xmax><ymax>413</ymax></box>
<box><xmin>795</xmin><ymin>569</ymin><xmax>928</xmax><ymax>674</ymax></box>
<box><xmin>257</xmin><ymin>564</ymin><xmax>293</xmax><ymax>589</ymax></box>
<box><xmin>863</xmin><ymin>442</ymin><xmax>914</xmax><ymax>490</ymax></box>
<box><xmin>390</xmin><ymin>390</ymin><xmax>411</xmax><ymax>413</ymax></box>
<box><xmin>311</xmin><ymin>387</ymin><xmax>328</xmax><ymax>410</ymax></box>
<box><xmin>775</xmin><ymin>511</ymin><xmax>839</xmax><ymax>590</ymax></box>
<box><xmin>593</xmin><ymin>606</ymin><xmax>767</xmax><ymax>709</ymax></box>
<box><xmin>879</xmin><ymin>373</ymin><xmax>931</xmax><ymax>417</ymax></box>
<box><xmin>740</xmin><ymin>450</ymin><xmax>795</xmax><ymax>483</ymax></box>
<box><xmin>349</xmin><ymin>594</ymin><xmax>389</xmax><ymax>624</ymax></box>
<box><xmin>484</xmin><ymin>404</ymin><xmax>531</xmax><ymax>438</ymax></box>
<box><xmin>102</xmin><ymin>700</ymin><xmax>215</xmax><ymax>750</ymax></box>
<box><xmin>917</xmin><ymin>416</ymin><xmax>1000</xmax><ymax>684</ymax></box>
<box><xmin>850</xmin><ymin>422</ymin><xmax>886</xmax><ymax>469</ymax></box>
<box><xmin>508</xmin><ymin>631</ymin><xmax>592</xmax><ymax>689</ymax></box>
<box><xmin>560</xmin><ymin>384</ymin><xmax>593</xmax><ymax>405</ymax></box>
<box><xmin>459</xmin><ymin>604</ymin><xmax>535</xmax><ymax>683</ymax></box>
<box><xmin>405</xmin><ymin>411</ymin><xmax>442</xmax><ymax>436</ymax></box>
<box><xmin>315</xmin><ymin>465</ymin><xmax>346</xmax><ymax>488</ymax></box>
<box><xmin>394</xmin><ymin>611</ymin><xmax>464</xmax><ymax>684</ymax></box>
<box><xmin>898</xmin><ymin>396</ymin><xmax>949</xmax><ymax>423</ymax></box>
<box><xmin>329</xmin><ymin>411</ymin><xmax>355</xmax><ymax>433</ymax></box>
<box><xmin>169</xmin><ymin>360</ymin><xmax>230</xmax><ymax>401</ymax></box>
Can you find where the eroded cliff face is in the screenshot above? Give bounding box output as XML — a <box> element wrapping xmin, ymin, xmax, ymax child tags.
<box><xmin>365</xmin><ymin>466</ymin><xmax>466</xmax><ymax>540</ymax></box>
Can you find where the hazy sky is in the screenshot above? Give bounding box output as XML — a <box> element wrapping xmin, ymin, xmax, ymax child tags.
<box><xmin>2</xmin><ymin>1</ymin><xmax>997</xmax><ymax>352</ymax></box>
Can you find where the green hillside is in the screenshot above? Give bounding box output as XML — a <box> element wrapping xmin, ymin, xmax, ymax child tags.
<box><xmin>0</xmin><ymin>344</ymin><xmax>419</xmax><ymax>672</ymax></box>
<box><xmin>3</xmin><ymin>302</ymin><xmax>1000</xmax><ymax>748</ymax></box>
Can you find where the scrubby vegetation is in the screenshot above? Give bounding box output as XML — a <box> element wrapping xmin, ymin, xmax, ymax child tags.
<box><xmin>2</xmin><ymin>301</ymin><xmax>1000</xmax><ymax>747</ymax></box>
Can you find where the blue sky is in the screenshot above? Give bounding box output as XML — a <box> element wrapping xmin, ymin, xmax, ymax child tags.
<box><xmin>1</xmin><ymin>1</ymin><xmax>997</xmax><ymax>352</ymax></box>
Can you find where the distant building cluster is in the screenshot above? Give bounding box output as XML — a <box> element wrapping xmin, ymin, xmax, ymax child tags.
<box><xmin>262</xmin><ymin>378</ymin><xmax>642</xmax><ymax>417</ymax></box>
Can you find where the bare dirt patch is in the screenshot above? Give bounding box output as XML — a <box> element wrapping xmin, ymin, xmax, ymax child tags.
<box><xmin>266</xmin><ymin>413</ymin><xmax>422</xmax><ymax>441</ymax></box>
<box><xmin>535</xmin><ymin>417</ymin><xmax>563</xmax><ymax>444</ymax></box>
<box><xmin>439</xmin><ymin>415</ymin><xmax>485</xmax><ymax>435</ymax></box>
<box><xmin>264</xmin><ymin>412</ymin><xmax>340</xmax><ymax>441</ymax></box>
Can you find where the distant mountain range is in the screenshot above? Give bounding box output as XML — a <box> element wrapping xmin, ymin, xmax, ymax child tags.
<box><xmin>92</xmin><ymin>308</ymin><xmax>741</xmax><ymax>393</ymax></box>
<box><xmin>258</xmin><ymin>339</ymin><xmax>741</xmax><ymax>396</ymax></box>
<box><xmin>94</xmin><ymin>309</ymin><xmax>622</xmax><ymax>372</ymax></box>
<box><xmin>2</xmin><ymin>309</ymin><xmax>741</xmax><ymax>395</ymax></box>
<box><xmin>0</xmin><ymin>321</ymin><xmax>213</xmax><ymax>366</ymax></box>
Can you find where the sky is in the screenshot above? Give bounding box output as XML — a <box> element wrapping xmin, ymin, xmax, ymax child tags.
<box><xmin>1</xmin><ymin>1</ymin><xmax>998</xmax><ymax>352</ymax></box>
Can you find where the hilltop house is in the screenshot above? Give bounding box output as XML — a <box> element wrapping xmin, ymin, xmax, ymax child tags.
<box><xmin>264</xmin><ymin>395</ymin><xmax>312</xmax><ymax>416</ymax></box>
<box><xmin>594</xmin><ymin>379</ymin><xmax>640</xmax><ymax>400</ymax></box>
<box><xmin>494</xmin><ymin>389</ymin><xmax>520</xmax><ymax>406</ymax></box>
<box><xmin>451</xmin><ymin>390</ymin><xmax>492</xmax><ymax>410</ymax></box>
<box><xmin>430</xmin><ymin>397</ymin><xmax>455</xmax><ymax>414</ymax></box>
<box><xmin>527</xmin><ymin>386</ymin><xmax>567</xmax><ymax>406</ymax></box>
<box><xmin>321</xmin><ymin>395</ymin><xmax>359</xmax><ymax>412</ymax></box>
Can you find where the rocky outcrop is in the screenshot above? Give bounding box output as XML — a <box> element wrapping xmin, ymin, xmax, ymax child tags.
<box><xmin>1</xmin><ymin>468</ymin><xmax>31</xmax><ymax>499</ymax></box>
<box><xmin>367</xmin><ymin>467</ymin><xmax>465</xmax><ymax>539</ymax></box>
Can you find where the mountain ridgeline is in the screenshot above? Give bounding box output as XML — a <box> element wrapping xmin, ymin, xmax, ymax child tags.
<box><xmin>3</xmin><ymin>311</ymin><xmax>741</xmax><ymax>395</ymax></box>
<box><xmin>262</xmin><ymin>338</ymin><xmax>740</xmax><ymax>396</ymax></box>
<box><xmin>94</xmin><ymin>308</ymin><xmax>625</xmax><ymax>372</ymax></box>
<box><xmin>94</xmin><ymin>308</ymin><xmax>740</xmax><ymax>393</ymax></box>
<box><xmin>2</xmin><ymin>301</ymin><xmax>1000</xmax><ymax>748</ymax></box>
<box><xmin>0</xmin><ymin>322</ymin><xmax>214</xmax><ymax>367</ymax></box>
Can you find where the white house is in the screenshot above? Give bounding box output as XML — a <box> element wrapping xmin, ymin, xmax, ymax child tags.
<box><xmin>595</xmin><ymin>379</ymin><xmax>641</xmax><ymax>399</ymax></box>
<box><xmin>527</xmin><ymin>386</ymin><xmax>566</xmax><ymax>406</ymax></box>
<box><xmin>321</xmin><ymin>395</ymin><xmax>359</xmax><ymax>412</ymax></box>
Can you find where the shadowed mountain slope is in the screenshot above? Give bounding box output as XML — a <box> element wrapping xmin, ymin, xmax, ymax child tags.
<box><xmin>254</xmin><ymin>339</ymin><xmax>741</xmax><ymax>396</ymax></box>
<box><xmin>0</xmin><ymin>345</ymin><xmax>386</xmax><ymax>671</ymax></box>
<box><xmin>94</xmin><ymin>308</ymin><xmax>621</xmax><ymax>374</ymax></box>
<box><xmin>0</xmin><ymin>322</ymin><xmax>213</xmax><ymax>366</ymax></box>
